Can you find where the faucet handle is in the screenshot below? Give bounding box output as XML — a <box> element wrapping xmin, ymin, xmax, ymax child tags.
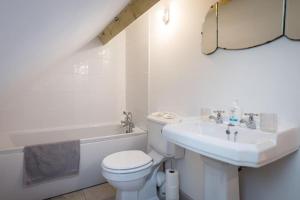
<box><xmin>213</xmin><ymin>110</ymin><xmax>225</xmax><ymax>113</ymax></box>
<box><xmin>213</xmin><ymin>110</ymin><xmax>225</xmax><ymax>117</ymax></box>
<box><xmin>244</xmin><ymin>113</ymin><xmax>259</xmax><ymax>121</ymax></box>
<box><xmin>241</xmin><ymin>113</ymin><xmax>258</xmax><ymax>129</ymax></box>
<box><xmin>244</xmin><ymin>113</ymin><xmax>258</xmax><ymax>116</ymax></box>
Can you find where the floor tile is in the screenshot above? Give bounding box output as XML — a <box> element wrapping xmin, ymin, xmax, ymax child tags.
<box><xmin>84</xmin><ymin>183</ymin><xmax>116</xmax><ymax>200</ymax></box>
<box><xmin>50</xmin><ymin>190</ymin><xmax>85</xmax><ymax>200</ymax></box>
<box><xmin>49</xmin><ymin>183</ymin><xmax>116</xmax><ymax>200</ymax></box>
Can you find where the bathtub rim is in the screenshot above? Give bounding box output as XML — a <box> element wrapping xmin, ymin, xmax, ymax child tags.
<box><xmin>0</xmin><ymin>127</ymin><xmax>146</xmax><ymax>155</ymax></box>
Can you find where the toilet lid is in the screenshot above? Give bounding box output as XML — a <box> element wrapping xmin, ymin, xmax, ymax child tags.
<box><xmin>102</xmin><ymin>150</ymin><xmax>153</xmax><ymax>170</ymax></box>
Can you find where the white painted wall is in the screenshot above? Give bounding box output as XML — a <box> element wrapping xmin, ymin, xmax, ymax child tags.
<box><xmin>145</xmin><ymin>0</ymin><xmax>300</xmax><ymax>199</ymax></box>
<box><xmin>126</xmin><ymin>15</ymin><xmax>149</xmax><ymax>130</ymax></box>
<box><xmin>0</xmin><ymin>34</ymin><xmax>126</xmax><ymax>134</ymax></box>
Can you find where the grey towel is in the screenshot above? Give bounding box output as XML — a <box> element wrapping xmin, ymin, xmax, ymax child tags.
<box><xmin>23</xmin><ymin>140</ymin><xmax>80</xmax><ymax>186</ymax></box>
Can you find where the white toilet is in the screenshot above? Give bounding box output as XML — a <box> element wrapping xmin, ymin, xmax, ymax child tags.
<box><xmin>101</xmin><ymin>113</ymin><xmax>184</xmax><ymax>200</ymax></box>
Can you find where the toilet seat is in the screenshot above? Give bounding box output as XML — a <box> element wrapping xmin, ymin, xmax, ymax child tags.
<box><xmin>102</xmin><ymin>150</ymin><xmax>154</xmax><ymax>182</ymax></box>
<box><xmin>102</xmin><ymin>164</ymin><xmax>153</xmax><ymax>182</ymax></box>
<box><xmin>102</xmin><ymin>150</ymin><xmax>153</xmax><ymax>173</ymax></box>
<box><xmin>102</xmin><ymin>161</ymin><xmax>153</xmax><ymax>174</ymax></box>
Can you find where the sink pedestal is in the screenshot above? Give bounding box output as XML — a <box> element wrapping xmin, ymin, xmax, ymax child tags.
<box><xmin>203</xmin><ymin>157</ymin><xmax>239</xmax><ymax>200</ymax></box>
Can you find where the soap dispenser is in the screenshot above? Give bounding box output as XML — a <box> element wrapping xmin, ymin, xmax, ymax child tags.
<box><xmin>229</xmin><ymin>100</ymin><xmax>242</xmax><ymax>126</ymax></box>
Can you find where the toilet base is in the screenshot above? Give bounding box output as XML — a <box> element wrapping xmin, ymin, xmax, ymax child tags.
<box><xmin>116</xmin><ymin>190</ymin><xmax>138</xmax><ymax>200</ymax></box>
<box><xmin>115</xmin><ymin>184</ymin><xmax>159</xmax><ymax>200</ymax></box>
<box><xmin>116</xmin><ymin>190</ymin><xmax>159</xmax><ymax>200</ymax></box>
<box><xmin>114</xmin><ymin>164</ymin><xmax>162</xmax><ymax>200</ymax></box>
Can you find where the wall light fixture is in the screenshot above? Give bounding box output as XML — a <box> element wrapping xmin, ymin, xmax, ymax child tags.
<box><xmin>163</xmin><ymin>7</ymin><xmax>170</xmax><ymax>24</ymax></box>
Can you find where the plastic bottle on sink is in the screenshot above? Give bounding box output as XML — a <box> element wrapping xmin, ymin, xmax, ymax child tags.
<box><xmin>229</xmin><ymin>100</ymin><xmax>242</xmax><ymax>126</ymax></box>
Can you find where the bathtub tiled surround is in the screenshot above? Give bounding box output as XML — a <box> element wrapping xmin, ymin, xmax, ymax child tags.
<box><xmin>0</xmin><ymin>0</ymin><xmax>129</xmax><ymax>95</ymax></box>
<box><xmin>0</xmin><ymin>35</ymin><xmax>126</xmax><ymax>134</ymax></box>
<box><xmin>126</xmin><ymin>15</ymin><xmax>149</xmax><ymax>130</ymax></box>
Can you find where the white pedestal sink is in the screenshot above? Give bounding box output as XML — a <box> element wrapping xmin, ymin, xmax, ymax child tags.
<box><xmin>162</xmin><ymin>119</ymin><xmax>300</xmax><ymax>200</ymax></box>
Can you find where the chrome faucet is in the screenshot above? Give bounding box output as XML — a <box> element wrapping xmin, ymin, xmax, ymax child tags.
<box><xmin>226</xmin><ymin>124</ymin><xmax>234</xmax><ymax>139</ymax></box>
<box><xmin>121</xmin><ymin>111</ymin><xmax>135</xmax><ymax>133</ymax></box>
<box><xmin>240</xmin><ymin>113</ymin><xmax>258</xmax><ymax>129</ymax></box>
<box><xmin>225</xmin><ymin>124</ymin><xmax>239</xmax><ymax>142</ymax></box>
<box><xmin>209</xmin><ymin>110</ymin><xmax>225</xmax><ymax>124</ymax></box>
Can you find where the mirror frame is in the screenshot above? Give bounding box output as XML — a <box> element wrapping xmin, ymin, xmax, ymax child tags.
<box><xmin>201</xmin><ymin>4</ymin><xmax>218</xmax><ymax>55</ymax></box>
<box><xmin>285</xmin><ymin>0</ymin><xmax>300</xmax><ymax>41</ymax></box>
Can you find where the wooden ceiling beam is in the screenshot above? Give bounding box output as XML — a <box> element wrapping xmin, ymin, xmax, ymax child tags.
<box><xmin>99</xmin><ymin>0</ymin><xmax>159</xmax><ymax>45</ymax></box>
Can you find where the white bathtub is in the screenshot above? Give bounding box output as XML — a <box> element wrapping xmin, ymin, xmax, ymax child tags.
<box><xmin>0</xmin><ymin>124</ymin><xmax>147</xmax><ymax>200</ymax></box>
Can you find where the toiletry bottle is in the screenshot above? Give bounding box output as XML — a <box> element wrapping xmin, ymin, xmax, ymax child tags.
<box><xmin>229</xmin><ymin>100</ymin><xmax>242</xmax><ymax>126</ymax></box>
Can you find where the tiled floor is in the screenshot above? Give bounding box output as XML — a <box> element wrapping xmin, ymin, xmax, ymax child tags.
<box><xmin>49</xmin><ymin>183</ymin><xmax>116</xmax><ymax>200</ymax></box>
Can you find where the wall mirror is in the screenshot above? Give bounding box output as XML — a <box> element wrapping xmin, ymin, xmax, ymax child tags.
<box><xmin>285</xmin><ymin>0</ymin><xmax>300</xmax><ymax>40</ymax></box>
<box><xmin>201</xmin><ymin>0</ymin><xmax>300</xmax><ymax>55</ymax></box>
<box><xmin>201</xmin><ymin>4</ymin><xmax>218</xmax><ymax>54</ymax></box>
<box><xmin>218</xmin><ymin>0</ymin><xmax>284</xmax><ymax>50</ymax></box>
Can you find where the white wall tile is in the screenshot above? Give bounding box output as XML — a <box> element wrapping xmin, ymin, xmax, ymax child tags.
<box><xmin>0</xmin><ymin>34</ymin><xmax>126</xmax><ymax>133</ymax></box>
<box><xmin>0</xmin><ymin>0</ymin><xmax>130</xmax><ymax>96</ymax></box>
<box><xmin>125</xmin><ymin>15</ymin><xmax>149</xmax><ymax>130</ymax></box>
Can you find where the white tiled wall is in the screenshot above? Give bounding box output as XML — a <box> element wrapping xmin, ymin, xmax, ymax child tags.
<box><xmin>126</xmin><ymin>15</ymin><xmax>149</xmax><ymax>130</ymax></box>
<box><xmin>0</xmin><ymin>34</ymin><xmax>126</xmax><ymax>133</ymax></box>
<box><xmin>0</xmin><ymin>0</ymin><xmax>129</xmax><ymax>95</ymax></box>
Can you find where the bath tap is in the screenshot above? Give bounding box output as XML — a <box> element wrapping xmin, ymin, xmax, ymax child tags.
<box><xmin>121</xmin><ymin>111</ymin><xmax>135</xmax><ymax>133</ymax></box>
<box><xmin>209</xmin><ymin>110</ymin><xmax>225</xmax><ymax>124</ymax></box>
<box><xmin>240</xmin><ymin>113</ymin><xmax>258</xmax><ymax>129</ymax></box>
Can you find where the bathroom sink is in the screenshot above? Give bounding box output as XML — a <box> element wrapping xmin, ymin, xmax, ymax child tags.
<box><xmin>162</xmin><ymin>120</ymin><xmax>300</xmax><ymax>167</ymax></box>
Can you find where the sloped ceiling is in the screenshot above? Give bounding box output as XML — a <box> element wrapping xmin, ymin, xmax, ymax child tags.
<box><xmin>0</xmin><ymin>0</ymin><xmax>129</xmax><ymax>97</ymax></box>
